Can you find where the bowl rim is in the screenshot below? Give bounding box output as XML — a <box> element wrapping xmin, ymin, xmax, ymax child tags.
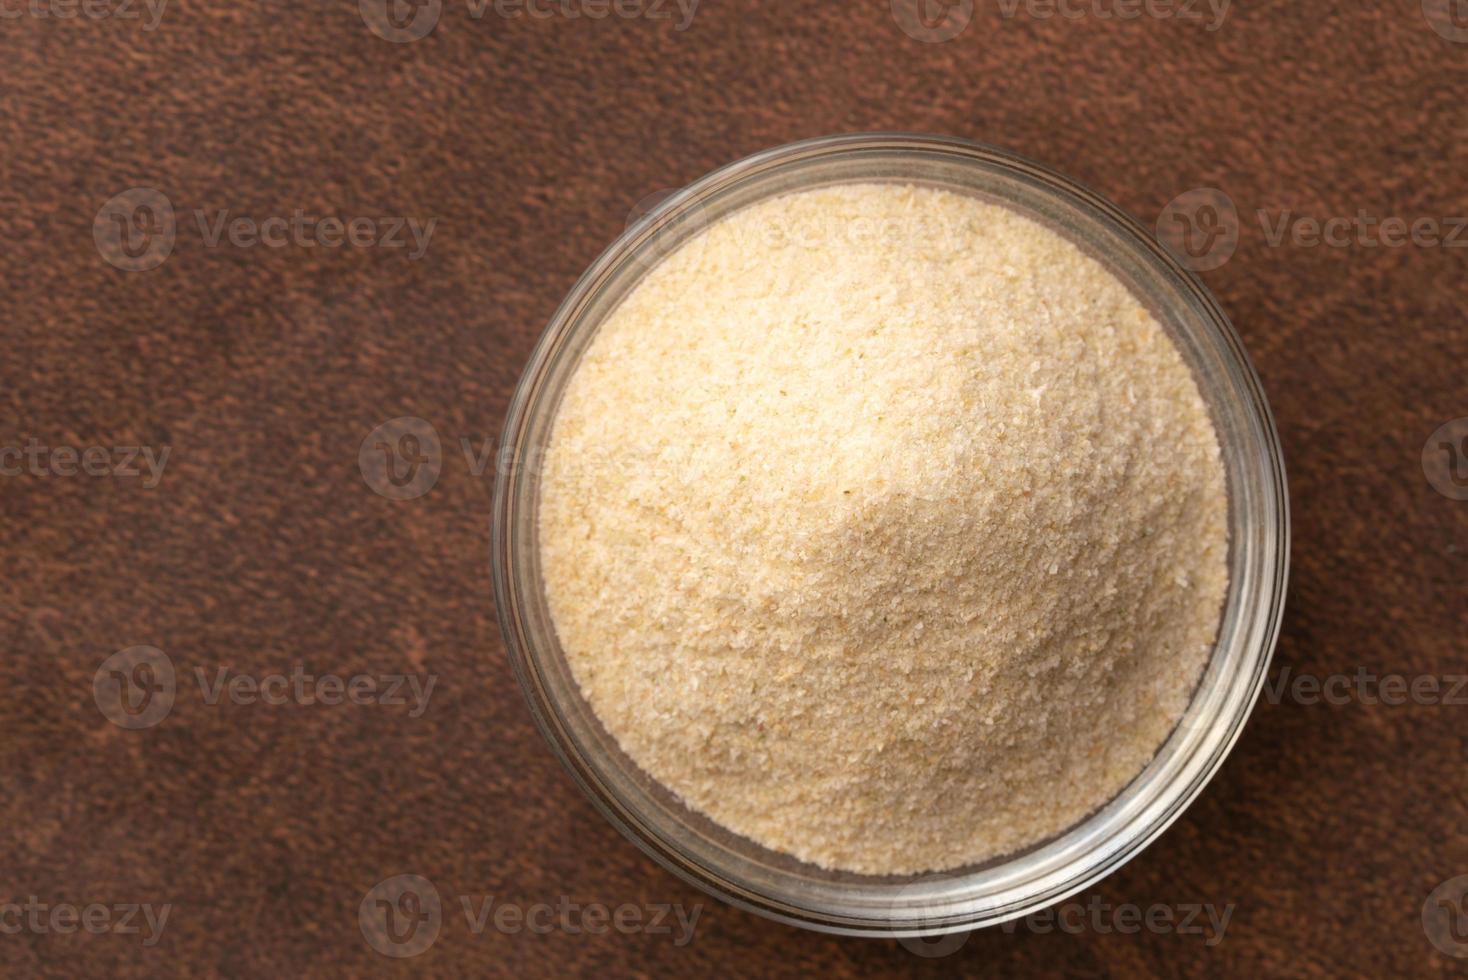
<box><xmin>491</xmin><ymin>131</ymin><xmax>1291</xmax><ymax>937</ymax></box>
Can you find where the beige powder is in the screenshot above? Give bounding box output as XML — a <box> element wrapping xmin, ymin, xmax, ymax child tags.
<box><xmin>538</xmin><ymin>183</ymin><xmax>1228</xmax><ymax>875</ymax></box>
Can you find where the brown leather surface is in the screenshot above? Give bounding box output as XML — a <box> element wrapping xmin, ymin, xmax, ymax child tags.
<box><xmin>2</xmin><ymin>0</ymin><xmax>1465</xmax><ymax>976</ymax></box>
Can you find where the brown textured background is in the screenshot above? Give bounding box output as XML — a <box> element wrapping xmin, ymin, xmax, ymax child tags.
<box><xmin>2</xmin><ymin>0</ymin><xmax>1466</xmax><ymax>976</ymax></box>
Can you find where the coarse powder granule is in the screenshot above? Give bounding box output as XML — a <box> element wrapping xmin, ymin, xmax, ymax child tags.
<box><xmin>538</xmin><ymin>183</ymin><xmax>1229</xmax><ymax>875</ymax></box>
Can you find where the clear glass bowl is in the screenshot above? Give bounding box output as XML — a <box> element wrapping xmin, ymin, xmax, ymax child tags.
<box><xmin>491</xmin><ymin>133</ymin><xmax>1289</xmax><ymax>937</ymax></box>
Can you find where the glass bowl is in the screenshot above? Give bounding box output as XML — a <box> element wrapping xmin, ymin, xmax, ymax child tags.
<box><xmin>491</xmin><ymin>133</ymin><xmax>1289</xmax><ymax>937</ymax></box>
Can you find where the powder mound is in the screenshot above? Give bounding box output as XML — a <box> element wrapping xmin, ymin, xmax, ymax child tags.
<box><xmin>538</xmin><ymin>183</ymin><xmax>1229</xmax><ymax>875</ymax></box>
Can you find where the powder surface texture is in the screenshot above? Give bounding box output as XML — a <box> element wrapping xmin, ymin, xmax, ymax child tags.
<box><xmin>538</xmin><ymin>183</ymin><xmax>1229</xmax><ymax>875</ymax></box>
